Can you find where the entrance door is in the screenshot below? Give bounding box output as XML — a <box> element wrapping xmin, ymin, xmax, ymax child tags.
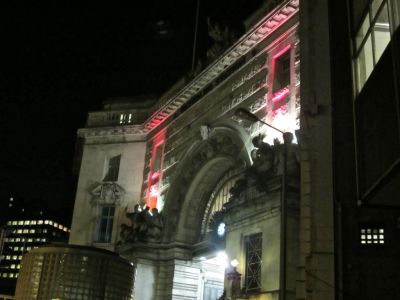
<box><xmin>197</xmin><ymin>253</ymin><xmax>226</xmax><ymax>300</ymax></box>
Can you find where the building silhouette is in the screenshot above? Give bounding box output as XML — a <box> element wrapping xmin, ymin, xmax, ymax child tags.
<box><xmin>0</xmin><ymin>219</ymin><xmax>69</xmax><ymax>296</ymax></box>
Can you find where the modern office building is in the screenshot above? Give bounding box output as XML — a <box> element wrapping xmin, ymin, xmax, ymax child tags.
<box><xmin>0</xmin><ymin>219</ymin><xmax>69</xmax><ymax>295</ymax></box>
<box><xmin>69</xmin><ymin>0</ymin><xmax>400</xmax><ymax>299</ymax></box>
<box><xmin>14</xmin><ymin>244</ymin><xmax>134</xmax><ymax>300</ymax></box>
<box><xmin>306</xmin><ymin>0</ymin><xmax>400</xmax><ymax>299</ymax></box>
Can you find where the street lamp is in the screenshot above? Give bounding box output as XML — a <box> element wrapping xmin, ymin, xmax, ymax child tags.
<box><xmin>234</xmin><ymin>108</ymin><xmax>284</xmax><ymax>134</ymax></box>
<box><xmin>234</xmin><ymin>108</ymin><xmax>288</xmax><ymax>300</ymax></box>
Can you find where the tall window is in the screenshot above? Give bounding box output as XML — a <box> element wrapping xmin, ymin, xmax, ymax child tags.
<box><xmin>273</xmin><ymin>49</ymin><xmax>291</xmax><ymax>93</ymax></box>
<box><xmin>97</xmin><ymin>206</ymin><xmax>115</xmax><ymax>243</ymax></box>
<box><xmin>245</xmin><ymin>233</ymin><xmax>262</xmax><ymax>292</ymax></box>
<box><xmin>103</xmin><ymin>155</ymin><xmax>121</xmax><ymax>182</ymax></box>
<box><xmin>152</xmin><ymin>145</ymin><xmax>163</xmax><ymax>173</ymax></box>
<box><xmin>354</xmin><ymin>0</ymin><xmax>392</xmax><ymax>93</ymax></box>
<box><xmin>119</xmin><ymin>113</ymin><xmax>132</xmax><ymax>124</ymax></box>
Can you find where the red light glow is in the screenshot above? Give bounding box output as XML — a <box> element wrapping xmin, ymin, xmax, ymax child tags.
<box><xmin>272</xmin><ymin>104</ymin><xmax>288</xmax><ymax>118</ymax></box>
<box><xmin>150</xmin><ymin>171</ymin><xmax>160</xmax><ymax>181</ymax></box>
<box><xmin>272</xmin><ymin>44</ymin><xmax>291</xmax><ymax>60</ymax></box>
<box><xmin>149</xmin><ymin>184</ymin><xmax>158</xmax><ymax>197</ymax></box>
<box><xmin>272</xmin><ymin>87</ymin><xmax>289</xmax><ymax>104</ymax></box>
<box><xmin>147</xmin><ymin>196</ymin><xmax>157</xmax><ymax>209</ymax></box>
<box><xmin>146</xmin><ymin>132</ymin><xmax>166</xmax><ymax>210</ymax></box>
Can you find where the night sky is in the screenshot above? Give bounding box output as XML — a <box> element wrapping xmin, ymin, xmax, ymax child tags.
<box><xmin>1</xmin><ymin>2</ymin><xmax>261</xmax><ymax>225</ymax></box>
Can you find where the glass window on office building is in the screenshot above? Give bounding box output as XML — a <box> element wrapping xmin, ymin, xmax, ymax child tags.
<box><xmin>360</xmin><ymin>226</ymin><xmax>385</xmax><ymax>245</ymax></box>
<box><xmin>354</xmin><ymin>0</ymin><xmax>394</xmax><ymax>93</ymax></box>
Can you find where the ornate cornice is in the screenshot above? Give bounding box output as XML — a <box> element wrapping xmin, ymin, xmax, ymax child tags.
<box><xmin>79</xmin><ymin>0</ymin><xmax>299</xmax><ymax>139</ymax></box>
<box><xmin>143</xmin><ymin>0</ymin><xmax>299</xmax><ymax>134</ymax></box>
<box><xmin>78</xmin><ymin>125</ymin><xmax>147</xmax><ymax>139</ymax></box>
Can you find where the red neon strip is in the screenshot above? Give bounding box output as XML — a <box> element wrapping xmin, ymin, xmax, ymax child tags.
<box><xmin>272</xmin><ymin>87</ymin><xmax>289</xmax><ymax>103</ymax></box>
<box><xmin>150</xmin><ymin>171</ymin><xmax>160</xmax><ymax>181</ymax></box>
<box><xmin>272</xmin><ymin>44</ymin><xmax>291</xmax><ymax>60</ymax></box>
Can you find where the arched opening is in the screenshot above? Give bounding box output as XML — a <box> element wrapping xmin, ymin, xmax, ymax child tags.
<box><xmin>178</xmin><ymin>162</ymin><xmax>246</xmax><ymax>300</ymax></box>
<box><xmin>161</xmin><ymin>127</ymin><xmax>251</xmax><ymax>244</ymax></box>
<box><xmin>200</xmin><ymin>167</ymin><xmax>244</xmax><ymax>238</ymax></box>
<box><xmin>158</xmin><ymin>129</ymin><xmax>250</xmax><ymax>299</ymax></box>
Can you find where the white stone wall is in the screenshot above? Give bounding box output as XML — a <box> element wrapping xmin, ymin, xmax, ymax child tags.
<box><xmin>225</xmin><ymin>200</ymin><xmax>282</xmax><ymax>295</ymax></box>
<box><xmin>298</xmin><ymin>0</ymin><xmax>335</xmax><ymax>299</ymax></box>
<box><xmin>69</xmin><ymin>141</ymin><xmax>146</xmax><ymax>250</ymax></box>
<box><xmin>134</xmin><ymin>260</ymin><xmax>156</xmax><ymax>300</ymax></box>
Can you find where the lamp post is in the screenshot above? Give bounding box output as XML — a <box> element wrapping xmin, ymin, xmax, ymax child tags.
<box><xmin>234</xmin><ymin>108</ymin><xmax>288</xmax><ymax>300</ymax></box>
<box><xmin>226</xmin><ymin>259</ymin><xmax>241</xmax><ymax>299</ymax></box>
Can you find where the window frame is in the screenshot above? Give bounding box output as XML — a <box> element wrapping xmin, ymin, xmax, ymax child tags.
<box><xmin>96</xmin><ymin>205</ymin><xmax>115</xmax><ymax>243</ymax></box>
<box><xmin>360</xmin><ymin>225</ymin><xmax>385</xmax><ymax>246</ymax></box>
<box><xmin>353</xmin><ymin>0</ymin><xmax>393</xmax><ymax>94</ymax></box>
<box><xmin>103</xmin><ymin>154</ymin><xmax>121</xmax><ymax>182</ymax></box>
<box><xmin>244</xmin><ymin>232</ymin><xmax>263</xmax><ymax>293</ymax></box>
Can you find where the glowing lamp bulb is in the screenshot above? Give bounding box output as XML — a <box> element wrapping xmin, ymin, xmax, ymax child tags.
<box><xmin>217</xmin><ymin>222</ymin><xmax>226</xmax><ymax>237</ymax></box>
<box><xmin>231</xmin><ymin>259</ymin><xmax>239</xmax><ymax>268</ymax></box>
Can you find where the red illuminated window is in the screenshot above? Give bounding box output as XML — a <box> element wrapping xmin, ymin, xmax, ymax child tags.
<box><xmin>272</xmin><ymin>49</ymin><xmax>291</xmax><ymax>94</ymax></box>
<box><xmin>152</xmin><ymin>145</ymin><xmax>162</xmax><ymax>173</ymax></box>
<box><xmin>147</xmin><ymin>142</ymin><xmax>164</xmax><ymax>208</ymax></box>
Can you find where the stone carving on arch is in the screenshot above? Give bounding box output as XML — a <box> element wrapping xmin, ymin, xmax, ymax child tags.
<box><xmin>161</xmin><ymin>127</ymin><xmax>250</xmax><ymax>244</ymax></box>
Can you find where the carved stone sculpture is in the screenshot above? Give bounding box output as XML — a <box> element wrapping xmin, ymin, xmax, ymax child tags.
<box><xmin>146</xmin><ymin>208</ymin><xmax>164</xmax><ymax>242</ymax></box>
<box><xmin>118</xmin><ymin>205</ymin><xmax>165</xmax><ymax>244</ymax></box>
<box><xmin>228</xmin><ymin>179</ymin><xmax>247</xmax><ymax>201</ymax></box>
<box><xmin>89</xmin><ymin>182</ymin><xmax>125</xmax><ymax>206</ymax></box>
<box><xmin>119</xmin><ymin>223</ymin><xmax>135</xmax><ymax>244</ymax></box>
<box><xmin>247</xmin><ymin>134</ymin><xmax>276</xmax><ymax>188</ymax></box>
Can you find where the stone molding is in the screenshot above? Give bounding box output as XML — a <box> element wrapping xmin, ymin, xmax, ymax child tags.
<box><xmin>78</xmin><ymin>125</ymin><xmax>146</xmax><ymax>139</ymax></box>
<box><xmin>143</xmin><ymin>0</ymin><xmax>299</xmax><ymax>134</ymax></box>
<box><xmin>88</xmin><ymin>181</ymin><xmax>125</xmax><ymax>206</ymax></box>
<box><xmin>78</xmin><ymin>1</ymin><xmax>299</xmax><ymax>141</ymax></box>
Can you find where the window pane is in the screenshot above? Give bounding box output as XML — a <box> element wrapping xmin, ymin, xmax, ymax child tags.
<box><xmin>153</xmin><ymin>146</ymin><xmax>163</xmax><ymax>172</ymax></box>
<box><xmin>273</xmin><ymin>49</ymin><xmax>291</xmax><ymax>93</ymax></box>
<box><xmin>392</xmin><ymin>0</ymin><xmax>400</xmax><ymax>30</ymax></box>
<box><xmin>97</xmin><ymin>206</ymin><xmax>115</xmax><ymax>242</ymax></box>
<box><xmin>356</xmin><ymin>14</ymin><xmax>371</xmax><ymax>50</ymax></box>
<box><xmin>356</xmin><ymin>35</ymin><xmax>374</xmax><ymax>91</ymax></box>
<box><xmin>103</xmin><ymin>155</ymin><xmax>121</xmax><ymax>182</ymax></box>
<box><xmin>360</xmin><ymin>227</ymin><xmax>385</xmax><ymax>245</ymax></box>
<box><xmin>371</xmin><ymin>0</ymin><xmax>384</xmax><ymax>19</ymax></box>
<box><xmin>245</xmin><ymin>233</ymin><xmax>262</xmax><ymax>292</ymax></box>
<box><xmin>373</xmin><ymin>3</ymin><xmax>390</xmax><ymax>63</ymax></box>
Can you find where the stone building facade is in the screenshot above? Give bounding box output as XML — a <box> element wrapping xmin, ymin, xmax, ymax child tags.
<box><xmin>69</xmin><ymin>1</ymin><xmax>337</xmax><ymax>299</ymax></box>
<box><xmin>69</xmin><ymin>0</ymin><xmax>400</xmax><ymax>299</ymax></box>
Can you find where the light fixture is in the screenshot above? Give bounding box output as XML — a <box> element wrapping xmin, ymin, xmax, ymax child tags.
<box><xmin>217</xmin><ymin>222</ymin><xmax>226</xmax><ymax>237</ymax></box>
<box><xmin>234</xmin><ymin>108</ymin><xmax>260</xmax><ymax>123</ymax></box>
<box><xmin>234</xmin><ymin>108</ymin><xmax>284</xmax><ymax>134</ymax></box>
<box><xmin>231</xmin><ymin>259</ymin><xmax>239</xmax><ymax>268</ymax></box>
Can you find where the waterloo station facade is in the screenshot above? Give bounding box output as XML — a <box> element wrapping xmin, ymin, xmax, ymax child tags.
<box><xmin>69</xmin><ymin>0</ymin><xmax>400</xmax><ymax>299</ymax></box>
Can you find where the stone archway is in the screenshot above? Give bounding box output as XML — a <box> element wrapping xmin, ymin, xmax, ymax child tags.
<box><xmin>162</xmin><ymin>126</ymin><xmax>251</xmax><ymax>245</ymax></box>
<box><xmin>154</xmin><ymin>128</ymin><xmax>250</xmax><ymax>300</ymax></box>
<box><xmin>177</xmin><ymin>156</ymin><xmax>237</xmax><ymax>243</ymax></box>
